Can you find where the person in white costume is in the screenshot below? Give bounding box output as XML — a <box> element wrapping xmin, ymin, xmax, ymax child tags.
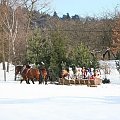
<box><xmin>75</xmin><ymin>67</ymin><xmax>82</xmax><ymax>79</ymax></box>
<box><xmin>68</xmin><ymin>67</ymin><xmax>74</xmax><ymax>80</ymax></box>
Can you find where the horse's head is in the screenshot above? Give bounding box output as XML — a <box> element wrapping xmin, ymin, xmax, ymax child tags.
<box><xmin>26</xmin><ymin>64</ymin><xmax>31</xmax><ymax>68</ymax></box>
<box><xmin>15</xmin><ymin>65</ymin><xmax>24</xmax><ymax>75</ymax></box>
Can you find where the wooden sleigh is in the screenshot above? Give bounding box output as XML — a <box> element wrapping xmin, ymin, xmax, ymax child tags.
<box><xmin>59</xmin><ymin>77</ymin><xmax>102</xmax><ymax>86</ymax></box>
<box><xmin>88</xmin><ymin>78</ymin><xmax>102</xmax><ymax>87</ymax></box>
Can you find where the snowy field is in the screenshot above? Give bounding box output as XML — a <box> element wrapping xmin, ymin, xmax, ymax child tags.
<box><xmin>0</xmin><ymin>61</ymin><xmax>120</xmax><ymax>120</ymax></box>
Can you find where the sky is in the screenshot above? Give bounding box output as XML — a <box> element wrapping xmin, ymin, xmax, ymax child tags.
<box><xmin>0</xmin><ymin>61</ymin><xmax>120</xmax><ymax>120</ymax></box>
<box><xmin>51</xmin><ymin>0</ymin><xmax>120</xmax><ymax>17</ymax></box>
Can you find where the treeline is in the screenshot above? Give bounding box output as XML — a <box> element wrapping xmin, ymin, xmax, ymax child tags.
<box><xmin>32</xmin><ymin>10</ymin><xmax>120</xmax><ymax>59</ymax></box>
<box><xmin>0</xmin><ymin>0</ymin><xmax>120</xmax><ymax>75</ymax></box>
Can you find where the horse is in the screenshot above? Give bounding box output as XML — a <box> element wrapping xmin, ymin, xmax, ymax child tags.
<box><xmin>15</xmin><ymin>65</ymin><xmax>41</xmax><ymax>84</ymax></box>
<box><xmin>15</xmin><ymin>65</ymin><xmax>25</xmax><ymax>81</ymax></box>
<box><xmin>39</xmin><ymin>68</ymin><xmax>48</xmax><ymax>84</ymax></box>
<box><xmin>24</xmin><ymin>67</ymin><xmax>40</xmax><ymax>84</ymax></box>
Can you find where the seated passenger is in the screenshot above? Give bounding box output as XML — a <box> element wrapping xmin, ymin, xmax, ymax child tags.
<box><xmin>68</xmin><ymin>67</ymin><xmax>74</xmax><ymax>80</ymax></box>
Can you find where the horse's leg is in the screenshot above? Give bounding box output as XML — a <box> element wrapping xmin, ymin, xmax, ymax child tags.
<box><xmin>26</xmin><ymin>78</ymin><xmax>30</xmax><ymax>84</ymax></box>
<box><xmin>38</xmin><ymin>77</ymin><xmax>42</xmax><ymax>84</ymax></box>
<box><xmin>38</xmin><ymin>75</ymin><xmax>41</xmax><ymax>84</ymax></box>
<box><xmin>25</xmin><ymin>80</ymin><xmax>28</xmax><ymax>84</ymax></box>
<box><xmin>45</xmin><ymin>76</ymin><xmax>48</xmax><ymax>85</ymax></box>
<box><xmin>20</xmin><ymin>76</ymin><xmax>25</xmax><ymax>84</ymax></box>
<box><xmin>15</xmin><ymin>74</ymin><xmax>17</xmax><ymax>81</ymax></box>
<box><xmin>39</xmin><ymin>79</ymin><xmax>41</xmax><ymax>84</ymax></box>
<box><xmin>31</xmin><ymin>78</ymin><xmax>35</xmax><ymax>84</ymax></box>
<box><xmin>49</xmin><ymin>75</ymin><xmax>53</xmax><ymax>84</ymax></box>
<box><xmin>20</xmin><ymin>79</ymin><xmax>23</xmax><ymax>84</ymax></box>
<box><xmin>39</xmin><ymin>74</ymin><xmax>43</xmax><ymax>84</ymax></box>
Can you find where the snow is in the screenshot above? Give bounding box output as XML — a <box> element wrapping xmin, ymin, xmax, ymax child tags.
<box><xmin>0</xmin><ymin>61</ymin><xmax>120</xmax><ymax>120</ymax></box>
<box><xmin>99</xmin><ymin>60</ymin><xmax>120</xmax><ymax>84</ymax></box>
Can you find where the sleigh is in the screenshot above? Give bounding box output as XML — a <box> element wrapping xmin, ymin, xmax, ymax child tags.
<box><xmin>88</xmin><ymin>78</ymin><xmax>102</xmax><ymax>87</ymax></box>
<box><xmin>59</xmin><ymin>77</ymin><xmax>102</xmax><ymax>86</ymax></box>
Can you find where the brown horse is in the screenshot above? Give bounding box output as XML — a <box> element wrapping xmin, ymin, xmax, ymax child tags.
<box><xmin>39</xmin><ymin>68</ymin><xmax>48</xmax><ymax>84</ymax></box>
<box><xmin>24</xmin><ymin>68</ymin><xmax>40</xmax><ymax>84</ymax></box>
<box><xmin>15</xmin><ymin>65</ymin><xmax>40</xmax><ymax>84</ymax></box>
<box><xmin>20</xmin><ymin>67</ymin><xmax>31</xmax><ymax>84</ymax></box>
<box><xmin>15</xmin><ymin>65</ymin><xmax>48</xmax><ymax>84</ymax></box>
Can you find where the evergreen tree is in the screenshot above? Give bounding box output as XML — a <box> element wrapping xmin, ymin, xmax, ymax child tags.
<box><xmin>27</xmin><ymin>28</ymin><xmax>51</xmax><ymax>65</ymax></box>
<box><xmin>49</xmin><ymin>31</ymin><xmax>67</xmax><ymax>76</ymax></box>
<box><xmin>53</xmin><ymin>11</ymin><xmax>59</xmax><ymax>18</ymax></box>
<box><xmin>71</xmin><ymin>43</ymin><xmax>98</xmax><ymax>68</ymax></box>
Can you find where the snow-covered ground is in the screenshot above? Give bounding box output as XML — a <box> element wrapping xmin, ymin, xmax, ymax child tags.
<box><xmin>99</xmin><ymin>60</ymin><xmax>120</xmax><ymax>84</ymax></box>
<box><xmin>0</xmin><ymin>61</ymin><xmax>120</xmax><ymax>120</ymax></box>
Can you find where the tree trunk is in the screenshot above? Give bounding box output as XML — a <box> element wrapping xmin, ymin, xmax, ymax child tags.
<box><xmin>2</xmin><ymin>29</ymin><xmax>6</xmax><ymax>81</ymax></box>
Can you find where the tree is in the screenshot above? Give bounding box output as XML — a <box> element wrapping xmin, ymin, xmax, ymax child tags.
<box><xmin>112</xmin><ymin>16</ymin><xmax>120</xmax><ymax>59</ymax></box>
<box><xmin>72</xmin><ymin>14</ymin><xmax>80</xmax><ymax>20</ymax></box>
<box><xmin>66</xmin><ymin>42</ymin><xmax>99</xmax><ymax>69</ymax></box>
<box><xmin>22</xmin><ymin>0</ymin><xmax>51</xmax><ymax>63</ymax></box>
<box><xmin>53</xmin><ymin>11</ymin><xmax>59</xmax><ymax>18</ymax></box>
<box><xmin>62</xmin><ymin>13</ymin><xmax>70</xmax><ymax>20</ymax></box>
<box><xmin>0</xmin><ymin>0</ymin><xmax>20</xmax><ymax>74</ymax></box>
<box><xmin>27</xmin><ymin>29</ymin><xmax>68</xmax><ymax>76</ymax></box>
<box><xmin>27</xmin><ymin>28</ymin><xmax>51</xmax><ymax>65</ymax></box>
<box><xmin>49</xmin><ymin>30</ymin><xmax>67</xmax><ymax>76</ymax></box>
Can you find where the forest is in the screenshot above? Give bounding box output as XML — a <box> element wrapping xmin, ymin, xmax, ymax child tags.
<box><xmin>0</xmin><ymin>0</ymin><xmax>120</xmax><ymax>76</ymax></box>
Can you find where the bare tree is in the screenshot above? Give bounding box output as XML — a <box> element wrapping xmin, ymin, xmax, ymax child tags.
<box><xmin>0</xmin><ymin>0</ymin><xmax>51</xmax><ymax>64</ymax></box>
<box><xmin>0</xmin><ymin>0</ymin><xmax>20</xmax><ymax>67</ymax></box>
